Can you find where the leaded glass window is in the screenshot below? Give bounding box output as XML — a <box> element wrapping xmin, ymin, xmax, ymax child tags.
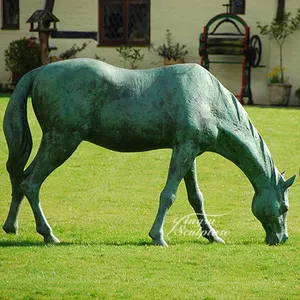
<box><xmin>2</xmin><ymin>0</ymin><xmax>19</xmax><ymax>29</ymax></box>
<box><xmin>99</xmin><ymin>0</ymin><xmax>150</xmax><ymax>46</ymax></box>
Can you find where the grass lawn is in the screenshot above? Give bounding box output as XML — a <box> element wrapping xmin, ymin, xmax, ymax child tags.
<box><xmin>0</xmin><ymin>94</ymin><xmax>299</xmax><ymax>299</ymax></box>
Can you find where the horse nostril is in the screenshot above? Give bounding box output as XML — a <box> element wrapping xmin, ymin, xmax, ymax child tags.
<box><xmin>266</xmin><ymin>235</ymin><xmax>280</xmax><ymax>246</ymax></box>
<box><xmin>281</xmin><ymin>234</ymin><xmax>288</xmax><ymax>243</ymax></box>
<box><xmin>267</xmin><ymin>241</ymin><xmax>278</xmax><ymax>246</ymax></box>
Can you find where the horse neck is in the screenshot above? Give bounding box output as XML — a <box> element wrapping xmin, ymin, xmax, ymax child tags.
<box><xmin>212</xmin><ymin>119</ymin><xmax>276</xmax><ymax>193</ymax></box>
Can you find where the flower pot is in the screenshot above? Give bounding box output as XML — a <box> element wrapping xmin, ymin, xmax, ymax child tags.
<box><xmin>164</xmin><ymin>58</ymin><xmax>184</xmax><ymax>66</ymax></box>
<box><xmin>268</xmin><ymin>83</ymin><xmax>292</xmax><ymax>106</ymax></box>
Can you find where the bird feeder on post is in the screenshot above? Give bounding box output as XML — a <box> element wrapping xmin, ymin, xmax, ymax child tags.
<box><xmin>26</xmin><ymin>0</ymin><xmax>59</xmax><ymax>65</ymax></box>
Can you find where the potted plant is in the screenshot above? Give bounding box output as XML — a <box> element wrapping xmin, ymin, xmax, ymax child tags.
<box><xmin>116</xmin><ymin>45</ymin><xmax>144</xmax><ymax>69</ymax></box>
<box><xmin>4</xmin><ymin>37</ymin><xmax>41</xmax><ymax>85</ymax></box>
<box><xmin>48</xmin><ymin>42</ymin><xmax>90</xmax><ymax>63</ymax></box>
<box><xmin>151</xmin><ymin>29</ymin><xmax>188</xmax><ymax>66</ymax></box>
<box><xmin>257</xmin><ymin>9</ymin><xmax>300</xmax><ymax>106</ymax></box>
<box><xmin>266</xmin><ymin>66</ymin><xmax>292</xmax><ymax>106</ymax></box>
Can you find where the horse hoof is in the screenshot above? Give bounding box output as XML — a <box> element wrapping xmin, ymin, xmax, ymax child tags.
<box><xmin>149</xmin><ymin>231</ymin><xmax>168</xmax><ymax>247</ymax></box>
<box><xmin>3</xmin><ymin>223</ymin><xmax>17</xmax><ymax>234</ymax></box>
<box><xmin>154</xmin><ymin>239</ymin><xmax>169</xmax><ymax>247</ymax></box>
<box><xmin>211</xmin><ymin>236</ymin><xmax>225</xmax><ymax>244</ymax></box>
<box><xmin>44</xmin><ymin>235</ymin><xmax>60</xmax><ymax>244</ymax></box>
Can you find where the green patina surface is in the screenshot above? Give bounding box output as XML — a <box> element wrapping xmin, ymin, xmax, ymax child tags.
<box><xmin>2</xmin><ymin>59</ymin><xmax>295</xmax><ymax>246</ymax></box>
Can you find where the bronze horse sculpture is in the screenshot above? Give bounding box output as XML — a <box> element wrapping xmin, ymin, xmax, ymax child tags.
<box><xmin>3</xmin><ymin>59</ymin><xmax>295</xmax><ymax>245</ymax></box>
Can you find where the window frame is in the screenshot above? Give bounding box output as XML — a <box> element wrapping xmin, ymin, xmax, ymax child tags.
<box><xmin>1</xmin><ymin>0</ymin><xmax>20</xmax><ymax>30</ymax></box>
<box><xmin>98</xmin><ymin>0</ymin><xmax>150</xmax><ymax>46</ymax></box>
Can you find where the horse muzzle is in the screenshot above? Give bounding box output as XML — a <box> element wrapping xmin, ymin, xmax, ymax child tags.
<box><xmin>265</xmin><ymin>232</ymin><xmax>288</xmax><ymax>245</ymax></box>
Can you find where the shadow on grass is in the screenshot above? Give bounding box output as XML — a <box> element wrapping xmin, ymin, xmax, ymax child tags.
<box><xmin>0</xmin><ymin>238</ymin><xmax>155</xmax><ymax>248</ymax></box>
<box><xmin>0</xmin><ymin>238</ymin><xmax>232</xmax><ymax>248</ymax></box>
<box><xmin>0</xmin><ymin>237</ymin><xmax>213</xmax><ymax>247</ymax></box>
<box><xmin>0</xmin><ymin>239</ymin><xmax>50</xmax><ymax>247</ymax></box>
<box><xmin>0</xmin><ymin>235</ymin><xmax>269</xmax><ymax>247</ymax></box>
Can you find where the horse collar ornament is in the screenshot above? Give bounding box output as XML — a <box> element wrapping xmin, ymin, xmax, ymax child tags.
<box><xmin>3</xmin><ymin>59</ymin><xmax>296</xmax><ymax>245</ymax></box>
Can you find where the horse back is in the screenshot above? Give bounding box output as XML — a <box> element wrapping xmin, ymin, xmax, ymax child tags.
<box><xmin>31</xmin><ymin>59</ymin><xmax>219</xmax><ymax>152</ymax></box>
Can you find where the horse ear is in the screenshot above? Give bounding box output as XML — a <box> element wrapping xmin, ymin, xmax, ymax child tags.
<box><xmin>283</xmin><ymin>175</ymin><xmax>296</xmax><ymax>190</ymax></box>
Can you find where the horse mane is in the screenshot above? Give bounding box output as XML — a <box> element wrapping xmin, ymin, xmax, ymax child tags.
<box><xmin>230</xmin><ymin>93</ymin><xmax>276</xmax><ymax>178</ymax></box>
<box><xmin>211</xmin><ymin>74</ymin><xmax>277</xmax><ymax>183</ymax></box>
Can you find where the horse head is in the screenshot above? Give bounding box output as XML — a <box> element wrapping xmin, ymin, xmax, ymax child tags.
<box><xmin>252</xmin><ymin>171</ymin><xmax>296</xmax><ymax>245</ymax></box>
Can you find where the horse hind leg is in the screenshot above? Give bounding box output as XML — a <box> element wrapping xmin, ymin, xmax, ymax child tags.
<box><xmin>2</xmin><ymin>155</ymin><xmax>39</xmax><ymax>234</ymax></box>
<box><xmin>3</xmin><ymin>139</ymin><xmax>32</xmax><ymax>234</ymax></box>
<box><xmin>3</xmin><ymin>155</ymin><xmax>40</xmax><ymax>234</ymax></box>
<box><xmin>21</xmin><ymin>131</ymin><xmax>81</xmax><ymax>243</ymax></box>
<box><xmin>184</xmin><ymin>160</ymin><xmax>225</xmax><ymax>244</ymax></box>
<box><xmin>3</xmin><ymin>181</ymin><xmax>25</xmax><ymax>234</ymax></box>
<box><xmin>3</xmin><ymin>164</ymin><xmax>37</xmax><ymax>234</ymax></box>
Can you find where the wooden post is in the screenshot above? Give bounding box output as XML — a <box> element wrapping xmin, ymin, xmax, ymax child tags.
<box><xmin>39</xmin><ymin>31</ymin><xmax>50</xmax><ymax>65</ymax></box>
<box><xmin>44</xmin><ymin>0</ymin><xmax>55</xmax><ymax>12</ymax></box>
<box><xmin>40</xmin><ymin>0</ymin><xmax>55</xmax><ymax>65</ymax></box>
<box><xmin>276</xmin><ymin>0</ymin><xmax>285</xmax><ymax>22</ymax></box>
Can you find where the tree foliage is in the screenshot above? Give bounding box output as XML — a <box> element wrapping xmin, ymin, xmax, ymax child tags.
<box><xmin>257</xmin><ymin>9</ymin><xmax>300</xmax><ymax>83</ymax></box>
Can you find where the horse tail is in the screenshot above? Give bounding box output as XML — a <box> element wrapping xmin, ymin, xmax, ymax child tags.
<box><xmin>3</xmin><ymin>68</ymin><xmax>42</xmax><ymax>182</ymax></box>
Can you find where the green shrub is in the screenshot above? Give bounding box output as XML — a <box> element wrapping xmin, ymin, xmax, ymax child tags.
<box><xmin>0</xmin><ymin>83</ymin><xmax>14</xmax><ymax>93</ymax></box>
<box><xmin>4</xmin><ymin>37</ymin><xmax>41</xmax><ymax>76</ymax></box>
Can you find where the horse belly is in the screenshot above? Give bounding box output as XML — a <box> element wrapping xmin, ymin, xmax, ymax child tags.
<box><xmin>86</xmin><ymin>127</ymin><xmax>172</xmax><ymax>152</ymax></box>
<box><xmin>86</xmin><ymin>107</ymin><xmax>173</xmax><ymax>152</ymax></box>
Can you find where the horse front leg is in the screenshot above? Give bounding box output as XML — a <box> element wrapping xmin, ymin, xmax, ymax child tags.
<box><xmin>184</xmin><ymin>160</ymin><xmax>225</xmax><ymax>244</ymax></box>
<box><xmin>149</xmin><ymin>185</ymin><xmax>176</xmax><ymax>247</ymax></box>
<box><xmin>149</xmin><ymin>141</ymin><xmax>199</xmax><ymax>246</ymax></box>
